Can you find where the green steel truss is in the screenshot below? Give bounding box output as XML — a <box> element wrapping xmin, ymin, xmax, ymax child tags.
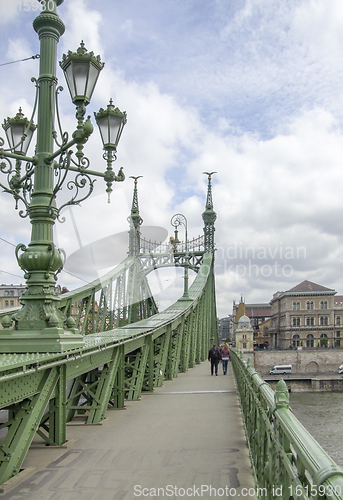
<box><xmin>0</xmin><ymin>174</ymin><xmax>218</xmax><ymax>485</ymax></box>
<box><xmin>57</xmin><ymin>256</ymin><xmax>158</xmax><ymax>334</ymax></box>
<box><xmin>231</xmin><ymin>349</ymin><xmax>343</xmax><ymax>500</ymax></box>
<box><xmin>0</xmin><ymin>254</ymin><xmax>217</xmax><ymax>485</ymax></box>
<box><xmin>0</xmin><ymin>175</ymin><xmax>214</xmax><ymax>332</ymax></box>
<box><xmin>139</xmin><ymin>248</ymin><xmax>205</xmax><ymax>275</ymax></box>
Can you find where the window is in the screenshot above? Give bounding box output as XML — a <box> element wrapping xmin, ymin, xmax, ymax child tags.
<box><xmin>243</xmin><ymin>342</ymin><xmax>247</xmax><ymax>349</ymax></box>
<box><xmin>292</xmin><ymin>301</ymin><xmax>297</xmax><ymax>310</ymax></box>
<box><xmin>306</xmin><ymin>300</ymin><xmax>314</xmax><ymax>310</ymax></box>
<box><xmin>320</xmin><ymin>333</ymin><xmax>328</xmax><ymax>347</ymax></box>
<box><xmin>4</xmin><ymin>300</ymin><xmax>9</xmax><ymax>307</ymax></box>
<box><xmin>292</xmin><ymin>317</ymin><xmax>301</xmax><ymax>327</ymax></box>
<box><xmin>337</xmin><ymin>332</ymin><xmax>341</xmax><ymax>338</ymax></box>
<box><xmin>10</xmin><ymin>300</ymin><xmax>14</xmax><ymax>307</ymax></box>
<box><xmin>306</xmin><ymin>316</ymin><xmax>314</xmax><ymax>326</ymax></box>
<box><xmin>337</xmin><ymin>317</ymin><xmax>341</xmax><ymax>325</ymax></box>
<box><xmin>320</xmin><ymin>316</ymin><xmax>328</xmax><ymax>326</ymax></box>
<box><xmin>320</xmin><ymin>300</ymin><xmax>328</xmax><ymax>310</ymax></box>
<box><xmin>306</xmin><ymin>334</ymin><xmax>314</xmax><ymax>348</ymax></box>
<box><xmin>292</xmin><ymin>334</ymin><xmax>300</xmax><ymax>347</ymax></box>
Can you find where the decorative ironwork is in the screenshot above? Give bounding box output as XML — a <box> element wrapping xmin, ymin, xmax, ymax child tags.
<box><xmin>0</xmin><ymin>0</ymin><xmax>126</xmax><ymax>352</ymax></box>
<box><xmin>0</xmin><ymin>253</ymin><xmax>217</xmax><ymax>486</ymax></box>
<box><xmin>139</xmin><ymin>235</ymin><xmax>204</xmax><ymax>254</ymax></box>
<box><xmin>202</xmin><ymin>172</ymin><xmax>217</xmax><ymax>253</ymax></box>
<box><xmin>128</xmin><ymin>176</ymin><xmax>143</xmax><ymax>256</ymax></box>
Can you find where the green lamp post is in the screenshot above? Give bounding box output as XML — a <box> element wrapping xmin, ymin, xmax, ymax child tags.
<box><xmin>0</xmin><ymin>0</ymin><xmax>127</xmax><ymax>353</ymax></box>
<box><xmin>171</xmin><ymin>213</ymin><xmax>190</xmax><ymax>300</ymax></box>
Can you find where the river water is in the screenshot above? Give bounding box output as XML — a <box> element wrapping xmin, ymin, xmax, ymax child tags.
<box><xmin>290</xmin><ymin>391</ymin><xmax>343</xmax><ymax>468</ymax></box>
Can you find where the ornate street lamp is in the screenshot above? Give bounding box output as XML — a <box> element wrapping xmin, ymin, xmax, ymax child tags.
<box><xmin>2</xmin><ymin>108</ymin><xmax>36</xmax><ymax>155</ymax></box>
<box><xmin>170</xmin><ymin>213</ymin><xmax>190</xmax><ymax>300</ymax></box>
<box><xmin>0</xmin><ymin>0</ymin><xmax>127</xmax><ymax>353</ymax></box>
<box><xmin>59</xmin><ymin>40</ymin><xmax>103</xmax><ymax>107</ymax></box>
<box><xmin>94</xmin><ymin>99</ymin><xmax>127</xmax><ymax>201</ymax></box>
<box><xmin>94</xmin><ymin>98</ymin><xmax>127</xmax><ymax>151</ymax></box>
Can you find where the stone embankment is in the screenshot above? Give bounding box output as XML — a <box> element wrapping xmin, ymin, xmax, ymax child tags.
<box><xmin>251</xmin><ymin>349</ymin><xmax>343</xmax><ymax>392</ymax></box>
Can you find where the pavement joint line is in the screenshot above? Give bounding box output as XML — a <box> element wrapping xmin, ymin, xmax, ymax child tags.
<box><xmin>148</xmin><ymin>390</ymin><xmax>236</xmax><ymax>394</ymax></box>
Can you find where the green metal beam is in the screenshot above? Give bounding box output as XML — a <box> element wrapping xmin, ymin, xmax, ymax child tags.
<box><xmin>109</xmin><ymin>344</ymin><xmax>125</xmax><ymax>409</ymax></box>
<box><xmin>126</xmin><ymin>342</ymin><xmax>150</xmax><ymax>400</ymax></box>
<box><xmin>0</xmin><ymin>367</ymin><xmax>60</xmax><ymax>484</ymax></box>
<box><xmin>87</xmin><ymin>347</ymin><xmax>122</xmax><ymax>423</ymax></box>
<box><xmin>155</xmin><ymin>325</ymin><xmax>171</xmax><ymax>386</ymax></box>
<box><xmin>0</xmin><ymin>254</ymin><xmax>216</xmax><ymax>486</ymax></box>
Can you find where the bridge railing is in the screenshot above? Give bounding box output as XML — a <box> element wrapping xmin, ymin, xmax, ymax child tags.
<box><xmin>140</xmin><ymin>235</ymin><xmax>204</xmax><ymax>254</ymax></box>
<box><xmin>0</xmin><ymin>256</ymin><xmax>159</xmax><ymax>333</ymax></box>
<box><xmin>231</xmin><ymin>348</ymin><xmax>343</xmax><ymax>500</ymax></box>
<box><xmin>0</xmin><ymin>236</ymin><xmax>207</xmax><ymax>328</ymax></box>
<box><xmin>0</xmin><ymin>253</ymin><xmax>217</xmax><ymax>486</ymax></box>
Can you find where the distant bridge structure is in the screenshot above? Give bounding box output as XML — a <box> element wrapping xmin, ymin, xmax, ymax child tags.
<box><xmin>0</xmin><ymin>173</ymin><xmax>218</xmax><ymax>485</ymax></box>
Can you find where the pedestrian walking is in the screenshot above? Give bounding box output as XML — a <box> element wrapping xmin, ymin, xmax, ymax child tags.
<box><xmin>208</xmin><ymin>343</ymin><xmax>221</xmax><ymax>376</ymax></box>
<box><xmin>221</xmin><ymin>343</ymin><xmax>230</xmax><ymax>375</ymax></box>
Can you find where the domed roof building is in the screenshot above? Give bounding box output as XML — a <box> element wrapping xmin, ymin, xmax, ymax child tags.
<box><xmin>235</xmin><ymin>313</ymin><xmax>254</xmax><ymax>351</ymax></box>
<box><xmin>238</xmin><ymin>314</ymin><xmax>251</xmax><ymax>326</ymax></box>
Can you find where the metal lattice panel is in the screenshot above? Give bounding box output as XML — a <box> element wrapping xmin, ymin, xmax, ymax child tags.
<box><xmin>0</xmin><ymin>254</ymin><xmax>217</xmax><ymax>485</ymax></box>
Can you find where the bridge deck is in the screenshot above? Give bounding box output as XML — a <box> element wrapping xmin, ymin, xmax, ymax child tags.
<box><xmin>1</xmin><ymin>361</ymin><xmax>257</xmax><ymax>500</ymax></box>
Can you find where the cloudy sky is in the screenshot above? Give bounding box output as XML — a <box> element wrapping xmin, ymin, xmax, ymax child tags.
<box><xmin>1</xmin><ymin>0</ymin><xmax>343</xmax><ymax>318</ymax></box>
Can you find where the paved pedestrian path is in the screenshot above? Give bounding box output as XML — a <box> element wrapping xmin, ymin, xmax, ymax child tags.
<box><xmin>1</xmin><ymin>361</ymin><xmax>257</xmax><ymax>499</ymax></box>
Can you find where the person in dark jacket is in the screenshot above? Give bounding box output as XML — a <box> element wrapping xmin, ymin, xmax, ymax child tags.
<box><xmin>208</xmin><ymin>343</ymin><xmax>221</xmax><ymax>376</ymax></box>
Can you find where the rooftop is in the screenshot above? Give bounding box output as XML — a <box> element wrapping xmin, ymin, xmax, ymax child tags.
<box><xmin>288</xmin><ymin>280</ymin><xmax>335</xmax><ymax>293</ymax></box>
<box><xmin>271</xmin><ymin>281</ymin><xmax>336</xmax><ymax>302</ymax></box>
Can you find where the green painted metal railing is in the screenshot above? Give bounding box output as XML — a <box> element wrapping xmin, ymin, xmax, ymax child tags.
<box><xmin>231</xmin><ymin>348</ymin><xmax>343</xmax><ymax>500</ymax></box>
<box><xmin>0</xmin><ymin>253</ymin><xmax>217</xmax><ymax>486</ymax></box>
<box><xmin>59</xmin><ymin>256</ymin><xmax>158</xmax><ymax>332</ymax></box>
<box><xmin>0</xmin><ymin>256</ymin><xmax>158</xmax><ymax>333</ymax></box>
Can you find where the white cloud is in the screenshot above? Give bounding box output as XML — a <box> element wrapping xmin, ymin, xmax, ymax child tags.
<box><xmin>0</xmin><ymin>2</ymin><xmax>20</xmax><ymax>25</ymax></box>
<box><xmin>60</xmin><ymin>0</ymin><xmax>104</xmax><ymax>56</ymax></box>
<box><xmin>2</xmin><ymin>0</ymin><xmax>343</xmax><ymax>319</ymax></box>
<box><xmin>121</xmin><ymin>19</ymin><xmax>133</xmax><ymax>38</ymax></box>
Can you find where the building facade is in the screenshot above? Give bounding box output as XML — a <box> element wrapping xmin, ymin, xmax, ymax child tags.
<box><xmin>217</xmin><ymin>316</ymin><xmax>231</xmax><ymax>343</ymax></box>
<box><xmin>232</xmin><ymin>297</ymin><xmax>271</xmax><ymax>348</ymax></box>
<box><xmin>270</xmin><ymin>280</ymin><xmax>342</xmax><ymax>349</ymax></box>
<box><xmin>235</xmin><ymin>314</ymin><xmax>254</xmax><ymax>351</ymax></box>
<box><xmin>0</xmin><ymin>284</ymin><xmax>26</xmax><ymax>310</ymax></box>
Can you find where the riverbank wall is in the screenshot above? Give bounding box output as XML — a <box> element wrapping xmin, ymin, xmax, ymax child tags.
<box><xmin>249</xmin><ymin>349</ymin><xmax>343</xmax><ymax>392</ymax></box>
<box><xmin>253</xmin><ymin>348</ymin><xmax>343</xmax><ymax>375</ymax></box>
<box><xmin>264</xmin><ymin>375</ymin><xmax>343</xmax><ymax>392</ymax></box>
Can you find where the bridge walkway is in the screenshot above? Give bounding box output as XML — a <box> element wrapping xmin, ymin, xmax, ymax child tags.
<box><xmin>1</xmin><ymin>361</ymin><xmax>257</xmax><ymax>500</ymax></box>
